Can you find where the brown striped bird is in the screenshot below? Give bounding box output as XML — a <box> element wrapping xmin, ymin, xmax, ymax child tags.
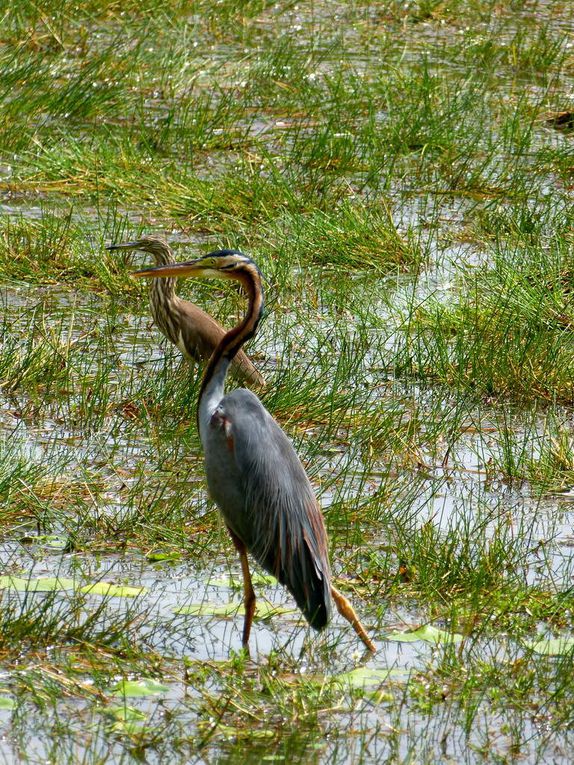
<box><xmin>106</xmin><ymin>236</ymin><xmax>264</xmax><ymax>387</ymax></box>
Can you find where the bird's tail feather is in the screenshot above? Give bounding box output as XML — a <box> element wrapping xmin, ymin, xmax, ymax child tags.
<box><xmin>281</xmin><ymin>538</ymin><xmax>332</xmax><ymax>630</ymax></box>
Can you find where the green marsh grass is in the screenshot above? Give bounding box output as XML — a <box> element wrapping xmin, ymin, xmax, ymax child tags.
<box><xmin>1</xmin><ymin>0</ymin><xmax>574</xmax><ymax>762</ymax></box>
<box><xmin>396</xmin><ymin>224</ymin><xmax>574</xmax><ymax>402</ymax></box>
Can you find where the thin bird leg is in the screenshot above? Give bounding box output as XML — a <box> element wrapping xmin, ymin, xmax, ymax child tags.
<box><xmin>228</xmin><ymin>529</ymin><xmax>256</xmax><ymax>649</ymax></box>
<box><xmin>330</xmin><ymin>585</ymin><xmax>376</xmax><ymax>654</ymax></box>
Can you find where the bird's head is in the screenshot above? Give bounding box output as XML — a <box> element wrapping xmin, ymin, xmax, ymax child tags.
<box><xmin>131</xmin><ymin>249</ymin><xmax>261</xmax><ymax>285</ymax></box>
<box><xmin>106</xmin><ymin>236</ymin><xmax>173</xmax><ymax>266</ymax></box>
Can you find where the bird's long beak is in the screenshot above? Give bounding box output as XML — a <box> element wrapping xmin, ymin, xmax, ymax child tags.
<box><xmin>106</xmin><ymin>241</ymin><xmax>141</xmax><ymax>251</ymax></box>
<box><xmin>131</xmin><ymin>259</ymin><xmax>206</xmax><ymax>279</ymax></box>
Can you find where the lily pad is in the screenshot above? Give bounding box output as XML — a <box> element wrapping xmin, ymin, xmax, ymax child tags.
<box><xmin>209</xmin><ymin>572</ymin><xmax>277</xmax><ymax>588</ymax></box>
<box><xmin>109</xmin><ymin>713</ymin><xmax>150</xmax><ymax>735</ymax></box>
<box><xmin>80</xmin><ymin>582</ymin><xmax>147</xmax><ymax>598</ymax></box>
<box><xmin>175</xmin><ymin>600</ymin><xmax>294</xmax><ymax>620</ymax></box>
<box><xmin>105</xmin><ymin>706</ymin><xmax>150</xmax><ymax>733</ymax></box>
<box><xmin>384</xmin><ymin>624</ymin><xmax>463</xmax><ymax>645</ymax></box>
<box><xmin>203</xmin><ymin>722</ymin><xmax>275</xmax><ymax>741</ymax></box>
<box><xmin>0</xmin><ymin>696</ymin><xmax>14</xmax><ymax>710</ymax></box>
<box><xmin>19</xmin><ymin>534</ymin><xmax>69</xmax><ymax>549</ymax></box>
<box><xmin>0</xmin><ymin>576</ymin><xmax>75</xmax><ymax>592</ymax></box>
<box><xmin>106</xmin><ymin>705</ymin><xmax>148</xmax><ymax>722</ymax></box>
<box><xmin>524</xmin><ymin>636</ymin><xmax>574</xmax><ymax>656</ymax></box>
<box><xmin>146</xmin><ymin>551</ymin><xmax>181</xmax><ymax>562</ymax></box>
<box><xmin>334</xmin><ymin>667</ymin><xmax>408</xmax><ymax>689</ymax></box>
<box><xmin>111</xmin><ymin>678</ymin><xmax>170</xmax><ymax>698</ymax></box>
<box><xmin>0</xmin><ymin>577</ymin><xmax>146</xmax><ymax>598</ymax></box>
<box><xmin>36</xmin><ymin>535</ymin><xmax>70</xmax><ymax>550</ymax></box>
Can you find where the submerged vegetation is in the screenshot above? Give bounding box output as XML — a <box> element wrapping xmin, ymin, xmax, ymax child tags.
<box><xmin>1</xmin><ymin>0</ymin><xmax>574</xmax><ymax>762</ymax></box>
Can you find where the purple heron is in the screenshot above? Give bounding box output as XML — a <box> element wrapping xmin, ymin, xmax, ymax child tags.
<box><xmin>132</xmin><ymin>250</ymin><xmax>375</xmax><ymax>653</ymax></box>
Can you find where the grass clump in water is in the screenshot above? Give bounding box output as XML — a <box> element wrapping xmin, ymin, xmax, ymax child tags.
<box><xmin>396</xmin><ymin>229</ymin><xmax>574</xmax><ymax>403</ymax></box>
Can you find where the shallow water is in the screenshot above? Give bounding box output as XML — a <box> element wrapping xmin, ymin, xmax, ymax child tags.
<box><xmin>1</xmin><ymin>273</ymin><xmax>573</xmax><ymax>762</ymax></box>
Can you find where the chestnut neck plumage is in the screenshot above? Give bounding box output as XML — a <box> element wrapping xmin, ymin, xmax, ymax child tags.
<box><xmin>198</xmin><ymin>261</ymin><xmax>263</xmax><ymax>440</ymax></box>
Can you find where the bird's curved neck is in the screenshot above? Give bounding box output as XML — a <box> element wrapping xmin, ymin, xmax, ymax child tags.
<box><xmin>150</xmin><ymin>247</ymin><xmax>176</xmax><ymax>302</ymax></box>
<box><xmin>198</xmin><ymin>265</ymin><xmax>263</xmax><ymax>437</ymax></box>
<box><xmin>150</xmin><ymin>274</ymin><xmax>176</xmax><ymax>305</ymax></box>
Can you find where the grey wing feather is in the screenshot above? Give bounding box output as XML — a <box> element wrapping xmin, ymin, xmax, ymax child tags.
<box><xmin>204</xmin><ymin>389</ymin><xmax>332</xmax><ymax>629</ymax></box>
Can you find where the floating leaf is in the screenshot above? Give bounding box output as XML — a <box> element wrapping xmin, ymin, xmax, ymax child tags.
<box><xmin>176</xmin><ymin>601</ymin><xmax>241</xmax><ymax>617</ymax></box>
<box><xmin>0</xmin><ymin>577</ymin><xmax>146</xmax><ymax>598</ymax></box>
<box><xmin>384</xmin><ymin>624</ymin><xmax>463</xmax><ymax>645</ymax></box>
<box><xmin>106</xmin><ymin>705</ymin><xmax>148</xmax><ymax>722</ymax></box>
<box><xmin>28</xmin><ymin>577</ymin><xmax>75</xmax><ymax>592</ymax></box>
<box><xmin>111</xmin><ymin>678</ymin><xmax>170</xmax><ymax>698</ymax></box>
<box><xmin>0</xmin><ymin>576</ymin><xmax>75</xmax><ymax>592</ymax></box>
<box><xmin>80</xmin><ymin>582</ymin><xmax>147</xmax><ymax>598</ymax></box>
<box><xmin>253</xmin><ymin>573</ymin><xmax>278</xmax><ymax>586</ymax></box>
<box><xmin>114</xmin><ymin>721</ymin><xmax>145</xmax><ymax>734</ymax></box>
<box><xmin>0</xmin><ymin>696</ymin><xmax>14</xmax><ymax>710</ymax></box>
<box><xmin>0</xmin><ymin>577</ymin><xmax>28</xmax><ymax>592</ymax></box>
<box><xmin>101</xmin><ymin>707</ymin><xmax>150</xmax><ymax>737</ymax></box>
<box><xmin>19</xmin><ymin>534</ymin><xmax>69</xmax><ymax>549</ymax></box>
<box><xmin>334</xmin><ymin>667</ymin><xmax>408</xmax><ymax>689</ymax></box>
<box><xmin>524</xmin><ymin>636</ymin><xmax>574</xmax><ymax>656</ymax></box>
<box><xmin>146</xmin><ymin>551</ymin><xmax>181</xmax><ymax>562</ymax></box>
<box><xmin>176</xmin><ymin>600</ymin><xmax>293</xmax><ymax>620</ymax></box>
<box><xmin>367</xmin><ymin>688</ymin><xmax>395</xmax><ymax>704</ymax></box>
<box><xmin>36</xmin><ymin>535</ymin><xmax>69</xmax><ymax>550</ymax></box>
<box><xmin>209</xmin><ymin>573</ymin><xmax>277</xmax><ymax>588</ymax></box>
<box><xmin>202</xmin><ymin>722</ymin><xmax>275</xmax><ymax>741</ymax></box>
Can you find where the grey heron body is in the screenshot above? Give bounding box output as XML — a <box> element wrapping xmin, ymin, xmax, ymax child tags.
<box><xmin>106</xmin><ymin>237</ymin><xmax>264</xmax><ymax>387</ymax></box>
<box><xmin>133</xmin><ymin>250</ymin><xmax>375</xmax><ymax>653</ymax></box>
